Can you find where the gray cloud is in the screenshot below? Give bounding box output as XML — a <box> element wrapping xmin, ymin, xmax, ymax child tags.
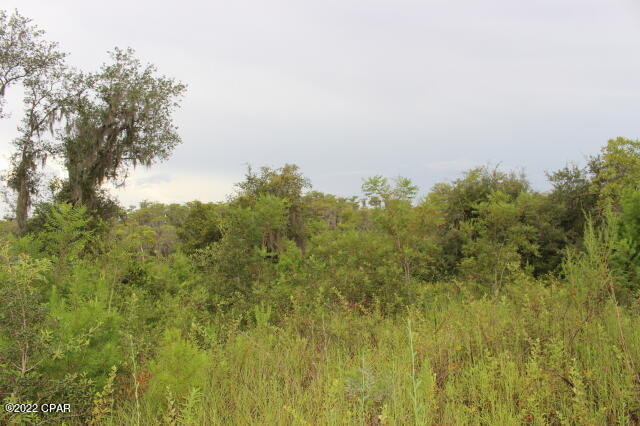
<box><xmin>1</xmin><ymin>0</ymin><xmax>639</xmax><ymax>210</ymax></box>
<box><xmin>135</xmin><ymin>175</ymin><xmax>173</xmax><ymax>186</ymax></box>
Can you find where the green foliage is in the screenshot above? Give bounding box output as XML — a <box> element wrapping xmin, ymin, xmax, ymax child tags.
<box><xmin>99</xmin><ymin>279</ymin><xmax>639</xmax><ymax>425</ymax></box>
<box><xmin>426</xmin><ymin>166</ymin><xmax>532</xmax><ymax>278</ymax></box>
<box><xmin>89</xmin><ymin>366</ymin><xmax>117</xmax><ymax>425</ymax></box>
<box><xmin>107</xmin><ymin>202</ymin><xmax>187</xmax><ymax>259</ymax></box>
<box><xmin>2</xmin><ymin>9</ymin><xmax>186</xmax><ymax>224</ymax></box>
<box><xmin>10</xmin><ymin>9</ymin><xmax>640</xmax><ymax>426</ymax></box>
<box><xmin>34</xmin><ymin>203</ymin><xmax>94</xmax><ymax>261</ymax></box>
<box><xmin>459</xmin><ymin>191</ymin><xmax>538</xmax><ymax>294</ymax></box>
<box><xmin>362</xmin><ymin>175</ymin><xmax>418</xmax><ymax>207</ymax></box>
<box><xmin>0</xmin><ymin>10</ymin><xmax>65</xmax><ymax>117</ymax></box>
<box><xmin>0</xmin><ymin>9</ymin><xmax>68</xmax><ymax>233</ymax></box>
<box><xmin>428</xmin><ymin>165</ymin><xmax>530</xmax><ymax>224</ymax></box>
<box><xmin>310</xmin><ymin>228</ymin><xmax>403</xmax><ymax>307</ymax></box>
<box><xmin>0</xmin><ymin>245</ymin><xmax>52</xmax><ymax>392</ymax></box>
<box><xmin>609</xmin><ymin>190</ymin><xmax>640</xmax><ymax>301</ymax></box>
<box><xmin>362</xmin><ymin>175</ymin><xmax>391</xmax><ymax>208</ymax></box>
<box><xmin>547</xmin><ymin>163</ymin><xmax>597</xmax><ymax>245</ymax></box>
<box><xmin>1</xmin><ymin>126</ymin><xmax>640</xmax><ymax>424</ymax></box>
<box><xmin>0</xmin><ymin>245</ymin><xmax>102</xmax><ymax>423</ymax></box>
<box><xmin>192</xmin><ymin>195</ymin><xmax>289</xmax><ymax>300</ymax></box>
<box><xmin>145</xmin><ymin>328</ymin><xmax>208</xmax><ymax>411</ymax></box>
<box><xmin>235</xmin><ymin>164</ymin><xmax>311</xmax><ymax>249</ymax></box>
<box><xmin>62</xmin><ymin>47</ymin><xmax>187</xmax><ymax>208</ymax></box>
<box><xmin>177</xmin><ymin>201</ymin><xmax>222</xmax><ymax>253</ymax></box>
<box><xmin>592</xmin><ymin>137</ymin><xmax>640</xmax><ymax>211</ymax></box>
<box><xmin>45</xmin><ymin>292</ymin><xmax>122</xmax><ymax>389</ymax></box>
<box><xmin>303</xmin><ymin>191</ymin><xmax>359</xmax><ymax>233</ymax></box>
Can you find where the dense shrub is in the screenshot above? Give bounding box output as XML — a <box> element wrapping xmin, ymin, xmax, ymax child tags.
<box><xmin>2</xmin><ymin>157</ymin><xmax>640</xmax><ymax>424</ymax></box>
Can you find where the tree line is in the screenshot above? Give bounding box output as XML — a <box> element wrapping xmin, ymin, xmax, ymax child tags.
<box><xmin>2</xmin><ymin>9</ymin><xmax>640</xmax><ymax>424</ymax></box>
<box><xmin>1</xmin><ymin>10</ymin><xmax>185</xmax><ymax>232</ymax></box>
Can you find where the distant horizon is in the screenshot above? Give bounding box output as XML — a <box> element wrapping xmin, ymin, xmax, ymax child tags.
<box><xmin>1</xmin><ymin>155</ymin><xmax>603</xmax><ymax>217</ymax></box>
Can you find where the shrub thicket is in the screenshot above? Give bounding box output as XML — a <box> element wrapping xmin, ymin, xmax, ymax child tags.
<box><xmin>2</xmin><ymin>143</ymin><xmax>640</xmax><ymax>423</ymax></box>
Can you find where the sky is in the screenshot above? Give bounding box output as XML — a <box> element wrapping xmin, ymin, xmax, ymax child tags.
<box><xmin>1</xmin><ymin>0</ymin><xmax>640</xmax><ymax>209</ymax></box>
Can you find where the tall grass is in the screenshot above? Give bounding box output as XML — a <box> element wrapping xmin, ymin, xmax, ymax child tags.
<box><xmin>102</xmin><ymin>294</ymin><xmax>638</xmax><ymax>423</ymax></box>
<box><xmin>95</xmin><ymin>223</ymin><xmax>640</xmax><ymax>424</ymax></box>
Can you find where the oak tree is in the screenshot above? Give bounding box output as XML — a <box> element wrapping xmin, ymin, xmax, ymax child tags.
<box><xmin>61</xmin><ymin>48</ymin><xmax>186</xmax><ymax>209</ymax></box>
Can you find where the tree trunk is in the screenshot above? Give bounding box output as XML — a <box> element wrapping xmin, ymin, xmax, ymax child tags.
<box><xmin>12</xmin><ymin>150</ymin><xmax>34</xmax><ymax>235</ymax></box>
<box><xmin>15</xmin><ymin>175</ymin><xmax>29</xmax><ymax>234</ymax></box>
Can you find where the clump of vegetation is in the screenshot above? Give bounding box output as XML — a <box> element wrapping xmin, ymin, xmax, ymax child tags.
<box><xmin>1</xmin><ymin>8</ymin><xmax>640</xmax><ymax>425</ymax></box>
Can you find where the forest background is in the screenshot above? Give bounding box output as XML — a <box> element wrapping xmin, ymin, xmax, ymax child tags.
<box><xmin>1</xmin><ymin>9</ymin><xmax>640</xmax><ymax>425</ymax></box>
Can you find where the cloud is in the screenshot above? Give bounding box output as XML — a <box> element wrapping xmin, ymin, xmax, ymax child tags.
<box><xmin>108</xmin><ymin>170</ymin><xmax>237</xmax><ymax>207</ymax></box>
<box><xmin>1</xmin><ymin>0</ymin><xmax>639</xmax><ymax>211</ymax></box>
<box><xmin>135</xmin><ymin>175</ymin><xmax>173</xmax><ymax>186</ymax></box>
<box><xmin>426</xmin><ymin>159</ymin><xmax>478</xmax><ymax>174</ymax></box>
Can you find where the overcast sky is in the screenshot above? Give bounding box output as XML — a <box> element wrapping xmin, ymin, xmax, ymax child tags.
<box><xmin>1</xmin><ymin>0</ymin><xmax>640</xmax><ymax>208</ymax></box>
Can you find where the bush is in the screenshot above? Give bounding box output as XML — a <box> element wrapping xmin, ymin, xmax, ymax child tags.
<box><xmin>144</xmin><ymin>328</ymin><xmax>208</xmax><ymax>411</ymax></box>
